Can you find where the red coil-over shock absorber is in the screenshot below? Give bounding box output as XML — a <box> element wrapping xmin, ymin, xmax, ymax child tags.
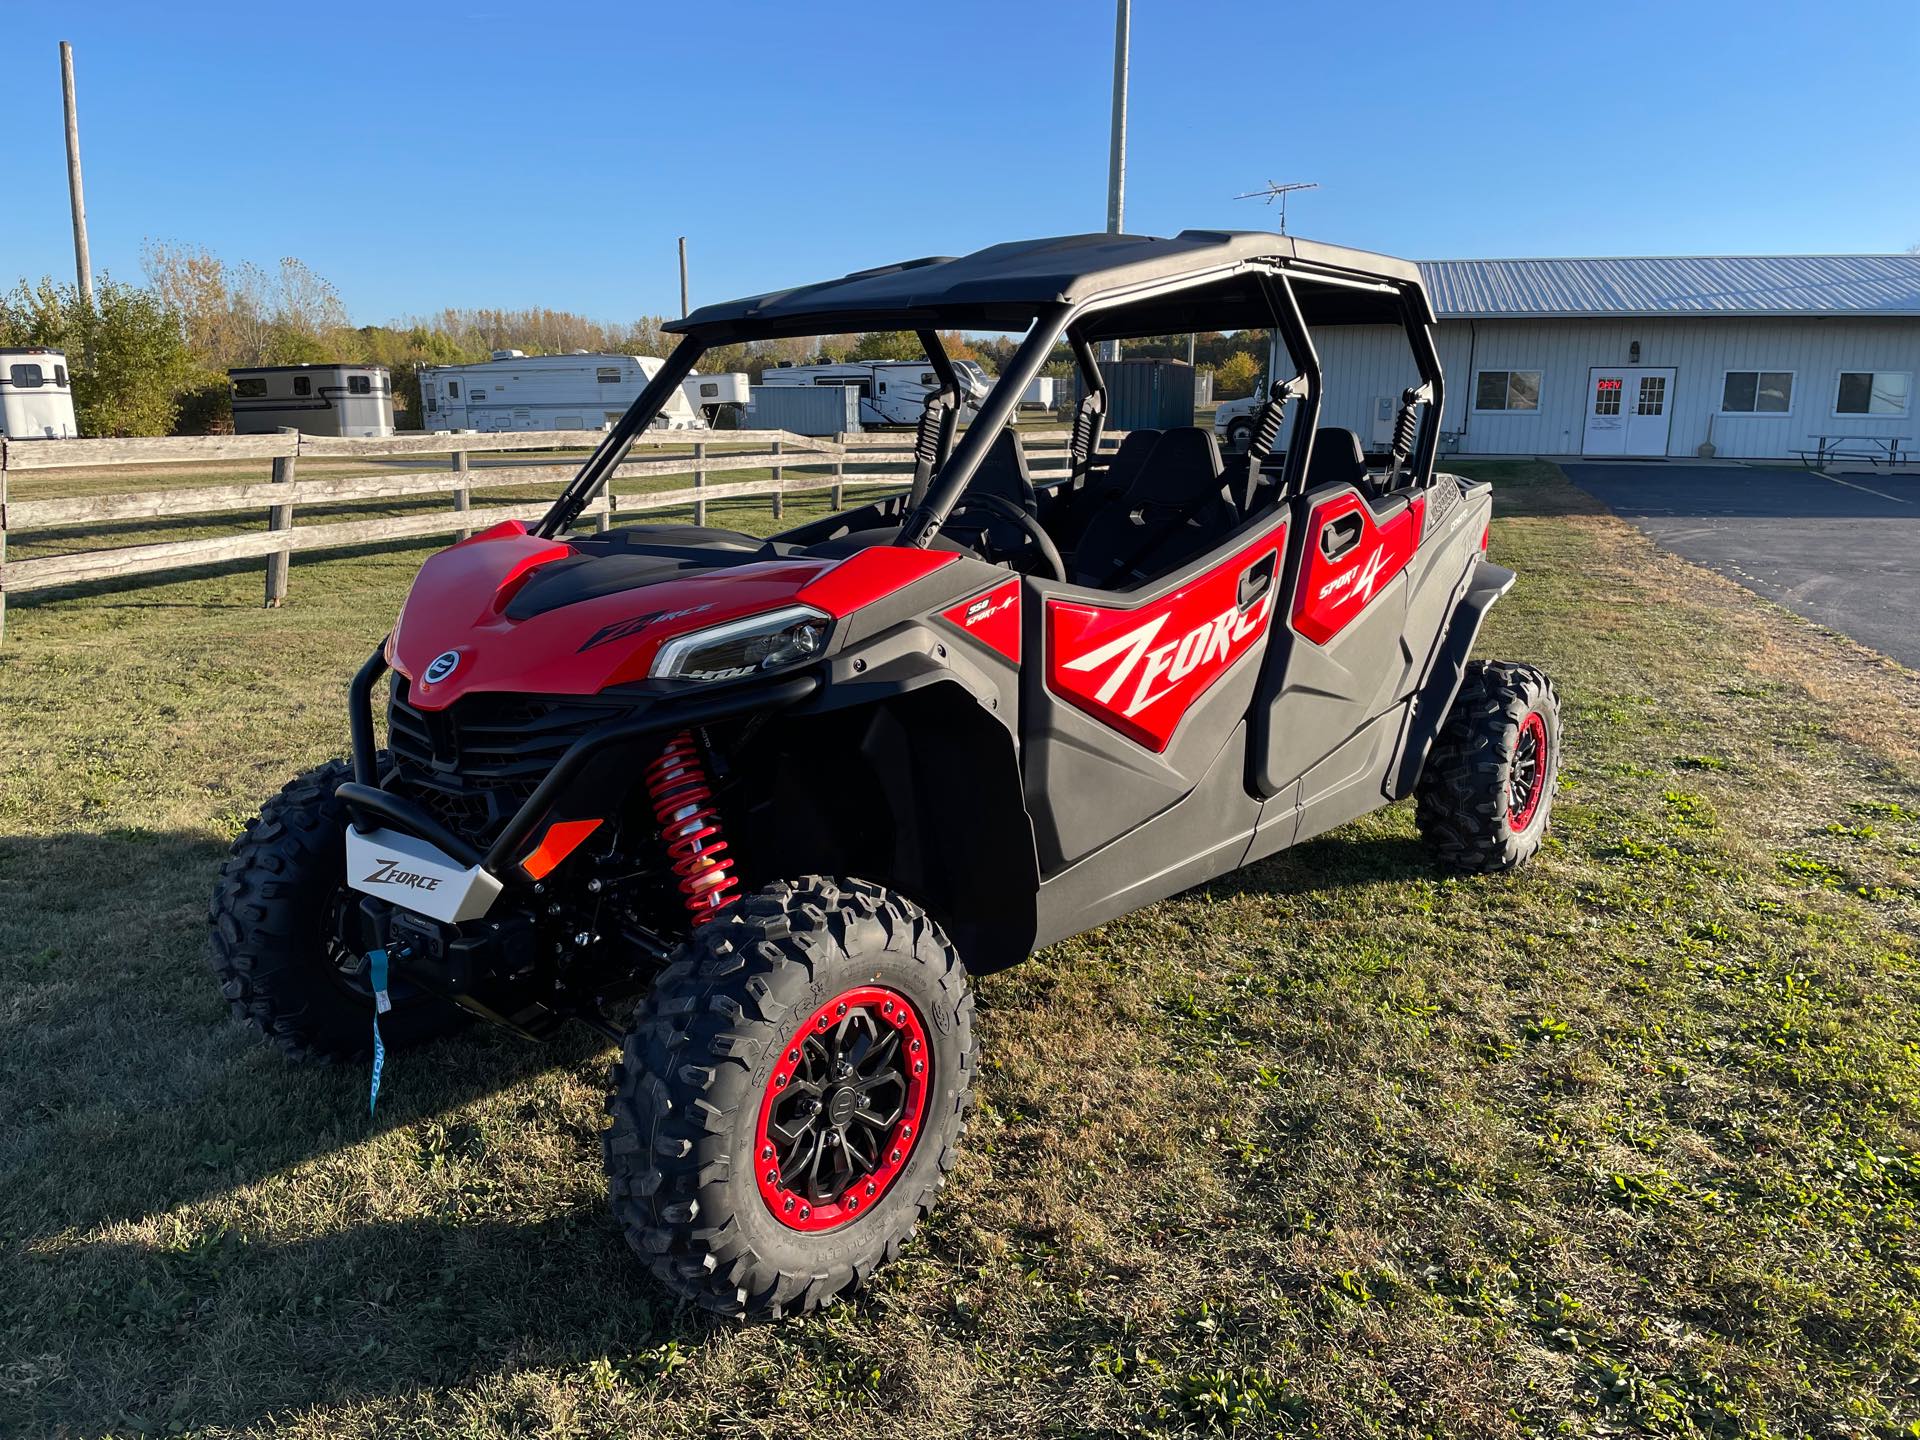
<box><xmin>643</xmin><ymin>729</ymin><xmax>740</xmax><ymax>920</ymax></box>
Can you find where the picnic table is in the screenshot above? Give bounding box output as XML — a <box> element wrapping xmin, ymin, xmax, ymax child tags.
<box><xmin>1792</xmin><ymin>434</ymin><xmax>1912</xmax><ymax>469</ymax></box>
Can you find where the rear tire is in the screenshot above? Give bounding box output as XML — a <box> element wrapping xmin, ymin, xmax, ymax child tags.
<box><xmin>1227</xmin><ymin>418</ymin><xmax>1255</xmax><ymax>453</ymax></box>
<box><xmin>603</xmin><ymin>876</ymin><xmax>974</xmax><ymax>1319</ymax></box>
<box><xmin>207</xmin><ymin>758</ymin><xmax>469</xmax><ymax>1062</ymax></box>
<box><xmin>1416</xmin><ymin>661</ymin><xmax>1561</xmax><ymax>873</ymax></box>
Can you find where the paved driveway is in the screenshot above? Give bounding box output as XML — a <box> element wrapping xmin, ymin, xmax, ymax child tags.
<box><xmin>1565</xmin><ymin>462</ymin><xmax>1920</xmax><ymax>669</ymax></box>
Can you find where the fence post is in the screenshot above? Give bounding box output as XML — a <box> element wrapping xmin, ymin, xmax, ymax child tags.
<box><xmin>263</xmin><ymin>427</ymin><xmax>298</xmax><ymax>608</ymax></box>
<box><xmin>0</xmin><ymin>438</ymin><xmax>9</xmax><ymax>646</ymax></box>
<box><xmin>693</xmin><ymin>441</ymin><xmax>707</xmax><ymax>527</ymax></box>
<box><xmin>831</xmin><ymin>433</ymin><xmax>845</xmax><ymax>511</ymax></box>
<box><xmin>451</xmin><ymin>446</ymin><xmax>471</xmax><ymax>540</ymax></box>
<box><xmin>770</xmin><ymin>437</ymin><xmax>784</xmax><ymax>520</ymax></box>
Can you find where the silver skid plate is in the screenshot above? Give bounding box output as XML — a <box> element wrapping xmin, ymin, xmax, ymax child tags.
<box><xmin>344</xmin><ymin>825</ymin><xmax>503</xmax><ymax>924</ymax></box>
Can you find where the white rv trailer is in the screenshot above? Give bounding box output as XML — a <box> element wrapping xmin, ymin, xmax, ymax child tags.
<box><xmin>228</xmin><ymin>364</ymin><xmax>395</xmax><ymax>437</ymax></box>
<box><xmin>417</xmin><ymin>351</ymin><xmax>747</xmax><ymax>434</ymax></box>
<box><xmin>756</xmin><ymin>359</ymin><xmax>989</xmax><ymax>427</ymax></box>
<box><xmin>0</xmin><ymin>348</ymin><xmax>78</xmax><ymax>439</ymax></box>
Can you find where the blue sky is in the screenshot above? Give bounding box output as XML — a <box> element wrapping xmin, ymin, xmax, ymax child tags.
<box><xmin>5</xmin><ymin>0</ymin><xmax>1916</xmax><ymax>328</ymax></box>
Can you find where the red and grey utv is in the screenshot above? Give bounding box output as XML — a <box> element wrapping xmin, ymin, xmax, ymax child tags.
<box><xmin>209</xmin><ymin>231</ymin><xmax>1560</xmax><ymax>1317</ymax></box>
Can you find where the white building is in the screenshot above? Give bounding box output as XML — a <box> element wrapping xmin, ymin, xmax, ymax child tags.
<box><xmin>418</xmin><ymin>352</ymin><xmax>746</xmax><ymax>433</ymax></box>
<box><xmin>1</xmin><ymin>347</ymin><xmax>78</xmax><ymax>439</ymax></box>
<box><xmin>1310</xmin><ymin>255</ymin><xmax>1920</xmax><ymax>461</ymax></box>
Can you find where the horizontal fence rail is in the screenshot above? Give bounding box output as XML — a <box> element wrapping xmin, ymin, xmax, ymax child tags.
<box><xmin>0</xmin><ymin>426</ymin><xmax>1110</xmax><ymax>641</ymax></box>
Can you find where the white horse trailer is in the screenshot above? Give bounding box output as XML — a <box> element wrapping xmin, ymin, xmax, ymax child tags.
<box><xmin>229</xmin><ymin>365</ymin><xmax>394</xmax><ymax>437</ymax></box>
<box><xmin>756</xmin><ymin>360</ymin><xmax>988</xmax><ymax>427</ymax></box>
<box><xmin>1</xmin><ymin>348</ymin><xmax>78</xmax><ymax>439</ymax></box>
<box><xmin>417</xmin><ymin>352</ymin><xmax>747</xmax><ymax>434</ymax></box>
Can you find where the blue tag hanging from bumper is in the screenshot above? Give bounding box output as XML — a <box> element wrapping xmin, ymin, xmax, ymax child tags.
<box><xmin>367</xmin><ymin>948</ymin><xmax>392</xmax><ymax>1115</ymax></box>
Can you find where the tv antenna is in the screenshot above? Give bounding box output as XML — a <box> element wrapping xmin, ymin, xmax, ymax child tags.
<box><xmin>1233</xmin><ymin>180</ymin><xmax>1319</xmax><ymax>234</ymax></box>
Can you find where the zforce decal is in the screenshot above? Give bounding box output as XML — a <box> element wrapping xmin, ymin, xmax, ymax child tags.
<box><xmin>939</xmin><ymin>578</ymin><xmax>1021</xmax><ymax>663</ymax></box>
<box><xmin>576</xmin><ymin>604</ymin><xmax>714</xmax><ymax>653</ymax></box>
<box><xmin>1292</xmin><ymin>492</ymin><xmax>1425</xmax><ymax>647</ymax></box>
<box><xmin>1045</xmin><ymin>527</ymin><xmax>1286</xmax><ymax>752</ymax></box>
<box><xmin>361</xmin><ymin>857</ymin><xmax>443</xmax><ymax>893</ymax></box>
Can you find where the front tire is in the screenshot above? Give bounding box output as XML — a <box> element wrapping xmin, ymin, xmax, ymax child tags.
<box><xmin>207</xmin><ymin>758</ymin><xmax>469</xmax><ymax>1062</ymax></box>
<box><xmin>1416</xmin><ymin>661</ymin><xmax>1561</xmax><ymax>872</ymax></box>
<box><xmin>603</xmin><ymin>876</ymin><xmax>974</xmax><ymax>1318</ymax></box>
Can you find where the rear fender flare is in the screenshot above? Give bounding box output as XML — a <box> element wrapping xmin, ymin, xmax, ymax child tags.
<box><xmin>1386</xmin><ymin>558</ymin><xmax>1516</xmax><ymax>799</ymax></box>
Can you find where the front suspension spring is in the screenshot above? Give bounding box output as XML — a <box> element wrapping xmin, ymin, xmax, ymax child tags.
<box><xmin>642</xmin><ymin>729</ymin><xmax>740</xmax><ymax>921</ymax></box>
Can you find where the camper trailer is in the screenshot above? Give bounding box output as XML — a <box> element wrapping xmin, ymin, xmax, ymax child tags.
<box><xmin>228</xmin><ymin>365</ymin><xmax>394</xmax><ymax>437</ymax></box>
<box><xmin>757</xmin><ymin>359</ymin><xmax>989</xmax><ymax>427</ymax></box>
<box><xmin>0</xmin><ymin>348</ymin><xmax>78</xmax><ymax>439</ymax></box>
<box><xmin>417</xmin><ymin>352</ymin><xmax>747</xmax><ymax>434</ymax></box>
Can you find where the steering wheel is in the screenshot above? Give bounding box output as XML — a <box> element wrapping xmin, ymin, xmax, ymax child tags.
<box><xmin>945</xmin><ymin>494</ymin><xmax>1066</xmax><ymax>582</ymax></box>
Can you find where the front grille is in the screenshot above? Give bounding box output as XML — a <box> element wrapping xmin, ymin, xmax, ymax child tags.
<box><xmin>385</xmin><ymin>676</ymin><xmax>634</xmax><ymax>847</ymax></box>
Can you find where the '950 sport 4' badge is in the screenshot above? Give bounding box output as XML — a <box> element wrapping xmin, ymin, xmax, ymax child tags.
<box><xmin>423</xmin><ymin>650</ymin><xmax>462</xmax><ymax>683</ymax></box>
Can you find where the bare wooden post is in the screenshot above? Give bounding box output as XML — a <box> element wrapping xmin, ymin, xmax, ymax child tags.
<box><xmin>263</xmin><ymin>427</ymin><xmax>297</xmax><ymax>607</ymax></box>
<box><xmin>598</xmin><ymin>483</ymin><xmax>614</xmax><ymax>534</ymax></box>
<box><xmin>770</xmin><ymin>437</ymin><xmax>784</xmax><ymax>520</ymax></box>
<box><xmin>693</xmin><ymin>440</ymin><xmax>707</xmax><ymax>526</ymax></box>
<box><xmin>451</xmin><ymin>446</ymin><xmax>471</xmax><ymax>540</ymax></box>
<box><xmin>0</xmin><ymin>438</ymin><xmax>10</xmax><ymax>646</ymax></box>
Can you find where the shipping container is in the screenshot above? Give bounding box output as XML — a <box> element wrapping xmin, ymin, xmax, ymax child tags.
<box><xmin>741</xmin><ymin>383</ymin><xmax>862</xmax><ymax>436</ymax></box>
<box><xmin>1077</xmin><ymin>359</ymin><xmax>1196</xmax><ymax>431</ymax></box>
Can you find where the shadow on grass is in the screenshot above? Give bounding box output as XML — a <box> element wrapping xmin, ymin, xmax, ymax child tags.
<box><xmin>6</xmin><ymin>1206</ymin><xmax>732</xmax><ymax>1435</ymax></box>
<box><xmin>1200</xmin><ymin>830</ymin><xmax>1440</xmax><ymax>904</ymax></box>
<box><xmin>0</xmin><ymin>829</ymin><xmax>609</xmax><ymax>1240</ymax></box>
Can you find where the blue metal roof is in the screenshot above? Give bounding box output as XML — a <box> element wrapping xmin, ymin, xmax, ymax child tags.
<box><xmin>1419</xmin><ymin>255</ymin><xmax>1920</xmax><ymax>319</ymax></box>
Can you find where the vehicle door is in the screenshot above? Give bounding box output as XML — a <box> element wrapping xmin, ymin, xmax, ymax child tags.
<box><xmin>1015</xmin><ymin>500</ymin><xmax>1290</xmax><ymax>875</ymax></box>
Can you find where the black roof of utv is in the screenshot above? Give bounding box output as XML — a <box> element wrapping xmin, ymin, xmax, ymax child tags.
<box><xmin>670</xmin><ymin>230</ymin><xmax>1433</xmax><ymax>340</ymax></box>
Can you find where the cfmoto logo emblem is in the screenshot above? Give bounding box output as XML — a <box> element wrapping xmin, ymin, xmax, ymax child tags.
<box><xmin>424</xmin><ymin>650</ymin><xmax>461</xmax><ymax>684</ymax></box>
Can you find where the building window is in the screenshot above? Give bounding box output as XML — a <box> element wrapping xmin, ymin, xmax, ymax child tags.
<box><xmin>1474</xmin><ymin>369</ymin><xmax>1541</xmax><ymax>412</ymax></box>
<box><xmin>447</xmin><ymin>381</ymin><xmax>460</xmax><ymax>399</ymax></box>
<box><xmin>1635</xmin><ymin>375</ymin><xmax>1666</xmax><ymax>415</ymax></box>
<box><xmin>233</xmin><ymin>377</ymin><xmax>268</xmax><ymax>398</ymax></box>
<box><xmin>348</xmin><ymin>375</ymin><xmax>372</xmax><ymax>395</ymax></box>
<box><xmin>1592</xmin><ymin>376</ymin><xmax>1622</xmax><ymax>416</ymax></box>
<box><xmin>1835</xmin><ymin>371</ymin><xmax>1911</xmax><ymax>416</ymax></box>
<box><xmin>9</xmin><ymin>363</ymin><xmax>45</xmax><ymax>387</ymax></box>
<box><xmin>1721</xmin><ymin>370</ymin><xmax>1793</xmax><ymax>413</ymax></box>
<box><xmin>292</xmin><ymin>376</ymin><xmax>311</xmax><ymax>396</ymax></box>
<box><xmin>597</xmin><ymin>366</ymin><xmax>622</xmax><ymax>383</ymax></box>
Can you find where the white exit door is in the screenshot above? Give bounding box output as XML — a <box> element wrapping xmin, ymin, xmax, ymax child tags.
<box><xmin>1583</xmin><ymin>367</ymin><xmax>1676</xmax><ymax>457</ymax></box>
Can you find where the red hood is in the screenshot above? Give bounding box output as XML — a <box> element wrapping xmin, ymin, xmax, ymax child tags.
<box><xmin>389</xmin><ymin>521</ymin><xmax>955</xmax><ymax>710</ymax></box>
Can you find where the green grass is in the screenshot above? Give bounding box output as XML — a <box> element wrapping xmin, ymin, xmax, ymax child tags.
<box><xmin>2</xmin><ymin>462</ymin><xmax>1918</xmax><ymax>1437</ymax></box>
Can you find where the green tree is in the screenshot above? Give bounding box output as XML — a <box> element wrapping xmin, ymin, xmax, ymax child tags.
<box><xmin>848</xmin><ymin>330</ymin><xmax>924</xmax><ymax>362</ymax></box>
<box><xmin>0</xmin><ymin>275</ymin><xmax>195</xmax><ymax>436</ymax></box>
<box><xmin>1214</xmin><ymin>350</ymin><xmax>1259</xmax><ymax>400</ymax></box>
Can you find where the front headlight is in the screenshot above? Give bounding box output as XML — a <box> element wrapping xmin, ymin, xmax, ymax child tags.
<box><xmin>650</xmin><ymin>605</ymin><xmax>830</xmax><ymax>683</ymax></box>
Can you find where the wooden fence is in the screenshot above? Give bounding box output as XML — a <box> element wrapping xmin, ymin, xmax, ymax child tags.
<box><xmin>0</xmin><ymin>426</ymin><xmax>1094</xmax><ymax>643</ymax></box>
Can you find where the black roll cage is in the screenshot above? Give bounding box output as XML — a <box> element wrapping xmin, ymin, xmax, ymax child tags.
<box><xmin>537</xmin><ymin>258</ymin><xmax>1446</xmax><ymax>548</ymax></box>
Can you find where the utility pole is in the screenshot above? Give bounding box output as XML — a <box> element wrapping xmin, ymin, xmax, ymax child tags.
<box><xmin>1103</xmin><ymin>0</ymin><xmax>1129</xmax><ymax>364</ymax></box>
<box><xmin>677</xmin><ymin>236</ymin><xmax>690</xmax><ymax>317</ymax></box>
<box><xmin>60</xmin><ymin>41</ymin><xmax>94</xmax><ymax>308</ymax></box>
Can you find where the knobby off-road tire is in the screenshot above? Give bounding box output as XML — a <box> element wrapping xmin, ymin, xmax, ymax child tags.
<box><xmin>1416</xmin><ymin>660</ymin><xmax>1561</xmax><ymax>873</ymax></box>
<box><xmin>207</xmin><ymin>757</ymin><xmax>469</xmax><ymax>1062</ymax></box>
<box><xmin>604</xmin><ymin>877</ymin><xmax>975</xmax><ymax>1319</ymax></box>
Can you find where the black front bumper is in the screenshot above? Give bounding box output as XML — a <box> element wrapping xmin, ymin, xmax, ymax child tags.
<box><xmin>342</xmin><ymin>645</ymin><xmax>819</xmax><ymax>878</ymax></box>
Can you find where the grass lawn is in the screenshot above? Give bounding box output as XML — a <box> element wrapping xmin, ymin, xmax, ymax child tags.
<box><xmin>1</xmin><ymin>462</ymin><xmax>1917</xmax><ymax>1438</ymax></box>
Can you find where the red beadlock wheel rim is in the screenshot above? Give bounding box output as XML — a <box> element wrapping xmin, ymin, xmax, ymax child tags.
<box><xmin>754</xmin><ymin>985</ymin><xmax>931</xmax><ymax>1233</ymax></box>
<box><xmin>1508</xmin><ymin>709</ymin><xmax>1549</xmax><ymax>829</ymax></box>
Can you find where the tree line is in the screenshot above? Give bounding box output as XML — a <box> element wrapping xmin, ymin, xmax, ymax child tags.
<box><xmin>0</xmin><ymin>244</ymin><xmax>1263</xmax><ymax>437</ymax></box>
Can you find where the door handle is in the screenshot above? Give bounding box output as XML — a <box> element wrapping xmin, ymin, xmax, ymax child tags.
<box><xmin>1237</xmin><ymin>553</ymin><xmax>1275</xmax><ymax>609</ymax></box>
<box><xmin>1320</xmin><ymin>513</ymin><xmax>1364</xmax><ymax>561</ymax></box>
